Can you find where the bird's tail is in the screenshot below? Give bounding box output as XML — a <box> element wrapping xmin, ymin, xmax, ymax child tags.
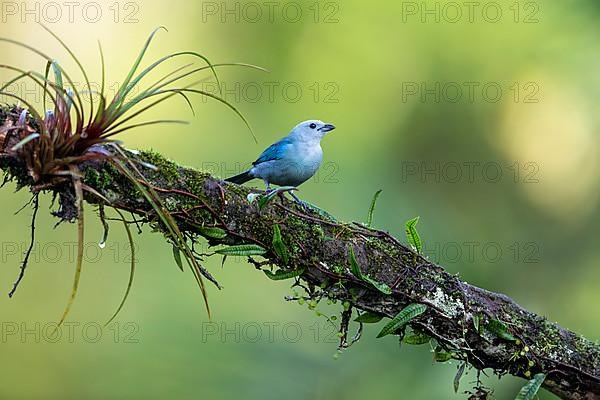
<box><xmin>225</xmin><ymin>170</ymin><xmax>253</xmax><ymax>184</ymax></box>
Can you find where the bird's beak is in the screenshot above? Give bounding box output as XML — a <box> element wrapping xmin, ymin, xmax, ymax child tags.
<box><xmin>319</xmin><ymin>124</ymin><xmax>336</xmax><ymax>133</ymax></box>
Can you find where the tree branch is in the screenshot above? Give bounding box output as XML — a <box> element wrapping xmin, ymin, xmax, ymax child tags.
<box><xmin>1</xmin><ymin>108</ymin><xmax>599</xmax><ymax>400</ymax></box>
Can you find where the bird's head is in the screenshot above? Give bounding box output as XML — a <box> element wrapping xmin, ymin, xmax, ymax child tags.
<box><xmin>290</xmin><ymin>120</ymin><xmax>336</xmax><ymax>142</ymax></box>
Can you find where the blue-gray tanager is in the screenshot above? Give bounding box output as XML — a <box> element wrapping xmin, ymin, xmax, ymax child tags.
<box><xmin>226</xmin><ymin>120</ymin><xmax>336</xmax><ymax>198</ymax></box>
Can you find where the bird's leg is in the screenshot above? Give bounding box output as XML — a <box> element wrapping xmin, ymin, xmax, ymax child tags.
<box><xmin>290</xmin><ymin>192</ymin><xmax>310</xmax><ymax>212</ymax></box>
<box><xmin>263</xmin><ymin>180</ymin><xmax>272</xmax><ymax>193</ymax></box>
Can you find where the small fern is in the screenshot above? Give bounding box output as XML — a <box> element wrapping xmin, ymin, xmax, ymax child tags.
<box><xmin>377</xmin><ymin>303</ymin><xmax>428</xmax><ymax>338</ymax></box>
<box><xmin>349</xmin><ymin>246</ymin><xmax>392</xmax><ymax>294</ymax></box>
<box><xmin>196</xmin><ymin>226</ymin><xmax>227</xmax><ymax>239</ymax></box>
<box><xmin>263</xmin><ymin>267</ymin><xmax>304</xmax><ymax>281</ymax></box>
<box><xmin>216</xmin><ymin>244</ymin><xmax>266</xmax><ymax>256</ymax></box>
<box><xmin>366</xmin><ymin>189</ymin><xmax>382</xmax><ymax>227</ymax></box>
<box><xmin>272</xmin><ymin>224</ymin><xmax>289</xmax><ymax>264</ymax></box>
<box><xmin>485</xmin><ymin>319</ymin><xmax>516</xmax><ymax>342</ymax></box>
<box><xmin>405</xmin><ymin>216</ymin><xmax>422</xmax><ymax>253</ymax></box>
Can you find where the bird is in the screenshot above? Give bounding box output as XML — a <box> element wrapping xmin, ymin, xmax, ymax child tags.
<box><xmin>226</xmin><ymin>120</ymin><xmax>336</xmax><ymax>202</ymax></box>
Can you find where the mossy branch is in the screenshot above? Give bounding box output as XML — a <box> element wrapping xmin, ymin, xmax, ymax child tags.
<box><xmin>1</xmin><ymin>108</ymin><xmax>599</xmax><ymax>400</ymax></box>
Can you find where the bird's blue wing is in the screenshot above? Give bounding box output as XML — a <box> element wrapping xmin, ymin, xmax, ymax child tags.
<box><xmin>253</xmin><ymin>137</ymin><xmax>293</xmax><ymax>165</ymax></box>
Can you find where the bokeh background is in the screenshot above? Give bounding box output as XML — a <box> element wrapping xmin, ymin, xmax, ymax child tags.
<box><xmin>1</xmin><ymin>0</ymin><xmax>599</xmax><ymax>399</ymax></box>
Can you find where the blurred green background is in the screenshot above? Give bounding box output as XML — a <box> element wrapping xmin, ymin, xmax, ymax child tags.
<box><xmin>1</xmin><ymin>0</ymin><xmax>599</xmax><ymax>399</ymax></box>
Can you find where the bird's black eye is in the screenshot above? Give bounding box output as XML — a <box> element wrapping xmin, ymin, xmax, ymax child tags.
<box><xmin>309</xmin><ymin>123</ymin><xmax>317</xmax><ymax>129</ymax></box>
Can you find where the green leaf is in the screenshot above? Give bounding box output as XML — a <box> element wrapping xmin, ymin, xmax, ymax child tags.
<box><xmin>349</xmin><ymin>246</ymin><xmax>392</xmax><ymax>294</ymax></box>
<box><xmin>405</xmin><ymin>216</ymin><xmax>422</xmax><ymax>253</ymax></box>
<box><xmin>196</xmin><ymin>226</ymin><xmax>227</xmax><ymax>239</ymax></box>
<box><xmin>473</xmin><ymin>313</ymin><xmax>481</xmax><ymax>334</ymax></box>
<box><xmin>354</xmin><ymin>312</ymin><xmax>384</xmax><ymax>324</ymax></box>
<box><xmin>434</xmin><ymin>349</ymin><xmax>453</xmax><ymax>362</ymax></box>
<box><xmin>454</xmin><ymin>362</ymin><xmax>466</xmax><ymax>393</ymax></box>
<box><xmin>361</xmin><ymin>275</ymin><xmax>392</xmax><ymax>295</ymax></box>
<box><xmin>485</xmin><ymin>319</ymin><xmax>516</xmax><ymax>341</ymax></box>
<box><xmin>10</xmin><ymin>133</ymin><xmax>40</xmax><ymax>151</ymax></box>
<box><xmin>50</xmin><ymin>60</ymin><xmax>64</xmax><ymax>90</ymax></box>
<box><xmin>263</xmin><ymin>267</ymin><xmax>304</xmax><ymax>281</ymax></box>
<box><xmin>172</xmin><ymin>244</ymin><xmax>184</xmax><ymax>271</ymax></box>
<box><xmin>216</xmin><ymin>244</ymin><xmax>266</xmax><ymax>257</ymax></box>
<box><xmin>366</xmin><ymin>189</ymin><xmax>382</xmax><ymax>227</ymax></box>
<box><xmin>403</xmin><ymin>331</ymin><xmax>431</xmax><ymax>345</ymax></box>
<box><xmin>272</xmin><ymin>224</ymin><xmax>289</xmax><ymax>264</ymax></box>
<box><xmin>348</xmin><ymin>246</ymin><xmax>363</xmax><ymax>278</ymax></box>
<box><xmin>377</xmin><ymin>303</ymin><xmax>428</xmax><ymax>338</ymax></box>
<box><xmin>515</xmin><ymin>373</ymin><xmax>546</xmax><ymax>400</ymax></box>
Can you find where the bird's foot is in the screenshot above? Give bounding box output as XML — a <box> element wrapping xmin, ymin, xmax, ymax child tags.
<box><xmin>264</xmin><ymin>186</ymin><xmax>297</xmax><ymax>196</ymax></box>
<box><xmin>289</xmin><ymin>192</ymin><xmax>312</xmax><ymax>212</ymax></box>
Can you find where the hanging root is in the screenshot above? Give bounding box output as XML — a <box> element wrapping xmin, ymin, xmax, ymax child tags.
<box><xmin>8</xmin><ymin>193</ymin><xmax>39</xmax><ymax>297</ymax></box>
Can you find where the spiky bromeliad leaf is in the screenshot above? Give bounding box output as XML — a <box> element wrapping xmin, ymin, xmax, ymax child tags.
<box><xmin>55</xmin><ymin>166</ymin><xmax>85</xmax><ymax>329</ymax></box>
<box><xmin>354</xmin><ymin>312</ymin><xmax>384</xmax><ymax>324</ymax></box>
<box><xmin>24</xmin><ymin>26</ymin><xmax>259</xmax><ymax>148</ymax></box>
<box><xmin>405</xmin><ymin>216</ymin><xmax>422</xmax><ymax>253</ymax></box>
<box><xmin>39</xmin><ymin>24</ymin><xmax>94</xmax><ymax>125</ymax></box>
<box><xmin>0</xmin><ymin>26</ymin><xmax>270</xmax><ymax>318</ymax></box>
<box><xmin>515</xmin><ymin>373</ymin><xmax>546</xmax><ymax>400</ymax></box>
<box><xmin>216</xmin><ymin>244</ymin><xmax>267</xmax><ymax>257</ymax></box>
<box><xmin>485</xmin><ymin>319</ymin><xmax>516</xmax><ymax>342</ymax></box>
<box><xmin>172</xmin><ymin>244</ymin><xmax>184</xmax><ymax>271</ymax></box>
<box><xmin>111</xmin><ymin>149</ymin><xmax>211</xmax><ymax>316</ymax></box>
<box><xmin>376</xmin><ymin>303</ymin><xmax>428</xmax><ymax>338</ymax></box>
<box><xmin>272</xmin><ymin>224</ymin><xmax>289</xmax><ymax>264</ymax></box>
<box><xmin>0</xmin><ymin>35</ymin><xmax>86</xmax><ymax>131</ymax></box>
<box><xmin>263</xmin><ymin>267</ymin><xmax>305</xmax><ymax>281</ymax></box>
<box><xmin>366</xmin><ymin>189</ymin><xmax>382</xmax><ymax>227</ymax></box>
<box><xmin>10</xmin><ymin>133</ymin><xmax>40</xmax><ymax>151</ymax></box>
<box><xmin>348</xmin><ymin>246</ymin><xmax>392</xmax><ymax>294</ymax></box>
<box><xmin>104</xmin><ymin>208</ymin><xmax>136</xmax><ymax>326</ymax></box>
